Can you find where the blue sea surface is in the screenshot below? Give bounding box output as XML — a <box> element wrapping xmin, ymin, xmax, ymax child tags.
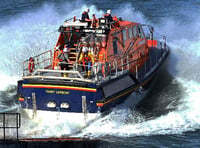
<box><xmin>1</xmin><ymin>0</ymin><xmax>200</xmax><ymax>147</ymax></box>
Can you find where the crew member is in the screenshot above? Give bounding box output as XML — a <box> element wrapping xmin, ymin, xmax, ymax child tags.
<box><xmin>81</xmin><ymin>8</ymin><xmax>91</xmax><ymax>27</ymax></box>
<box><xmin>105</xmin><ymin>9</ymin><xmax>113</xmax><ymax>23</ymax></box>
<box><xmin>79</xmin><ymin>45</ymin><xmax>94</xmax><ymax>78</ymax></box>
<box><xmin>81</xmin><ymin>8</ymin><xmax>90</xmax><ymax>21</ymax></box>
<box><xmin>58</xmin><ymin>45</ymin><xmax>72</xmax><ymax>77</ymax></box>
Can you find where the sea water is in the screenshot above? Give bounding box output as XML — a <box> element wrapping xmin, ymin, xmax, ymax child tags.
<box><xmin>0</xmin><ymin>0</ymin><xmax>200</xmax><ymax>147</ymax></box>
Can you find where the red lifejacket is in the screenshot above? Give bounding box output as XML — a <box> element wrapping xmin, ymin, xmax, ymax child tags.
<box><xmin>105</xmin><ymin>13</ymin><xmax>109</xmax><ymax>17</ymax></box>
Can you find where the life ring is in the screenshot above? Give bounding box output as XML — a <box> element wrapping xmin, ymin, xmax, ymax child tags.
<box><xmin>28</xmin><ymin>57</ymin><xmax>35</xmax><ymax>73</ymax></box>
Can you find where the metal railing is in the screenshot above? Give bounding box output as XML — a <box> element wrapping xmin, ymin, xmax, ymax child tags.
<box><xmin>21</xmin><ymin>40</ymin><xmax>168</xmax><ymax>84</ymax></box>
<box><xmin>22</xmin><ymin>50</ymin><xmax>52</xmax><ymax>76</ymax></box>
<box><xmin>0</xmin><ymin>113</ymin><xmax>21</xmax><ymax>141</ymax></box>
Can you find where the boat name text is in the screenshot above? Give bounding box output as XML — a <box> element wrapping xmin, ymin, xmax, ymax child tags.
<box><xmin>45</xmin><ymin>89</ymin><xmax>70</xmax><ymax>95</ymax></box>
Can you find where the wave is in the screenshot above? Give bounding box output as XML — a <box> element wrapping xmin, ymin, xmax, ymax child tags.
<box><xmin>0</xmin><ymin>1</ymin><xmax>200</xmax><ymax>138</ymax></box>
<box><xmin>74</xmin><ymin>78</ymin><xmax>200</xmax><ymax>138</ymax></box>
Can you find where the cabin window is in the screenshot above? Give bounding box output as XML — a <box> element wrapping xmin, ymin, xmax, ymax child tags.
<box><xmin>64</xmin><ymin>32</ymin><xmax>70</xmax><ymax>44</ymax></box>
<box><xmin>113</xmin><ymin>39</ymin><xmax>118</xmax><ymax>55</ymax></box>
<box><xmin>133</xmin><ymin>26</ymin><xmax>138</xmax><ymax>37</ymax></box>
<box><xmin>138</xmin><ymin>25</ymin><xmax>145</xmax><ymax>38</ymax></box>
<box><xmin>122</xmin><ymin>30</ymin><xmax>127</xmax><ymax>42</ymax></box>
<box><xmin>128</xmin><ymin>27</ymin><xmax>133</xmax><ymax>39</ymax></box>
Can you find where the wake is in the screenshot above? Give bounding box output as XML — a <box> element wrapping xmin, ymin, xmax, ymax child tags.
<box><xmin>1</xmin><ymin>1</ymin><xmax>200</xmax><ymax>138</ymax></box>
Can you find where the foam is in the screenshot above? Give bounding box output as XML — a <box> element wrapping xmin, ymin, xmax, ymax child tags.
<box><xmin>1</xmin><ymin>1</ymin><xmax>200</xmax><ymax>138</ymax></box>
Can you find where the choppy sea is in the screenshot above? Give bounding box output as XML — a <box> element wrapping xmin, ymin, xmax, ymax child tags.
<box><xmin>1</xmin><ymin>0</ymin><xmax>200</xmax><ymax>147</ymax></box>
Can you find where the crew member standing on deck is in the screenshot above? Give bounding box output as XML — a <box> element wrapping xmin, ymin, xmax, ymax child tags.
<box><xmin>58</xmin><ymin>45</ymin><xmax>72</xmax><ymax>76</ymax></box>
<box><xmin>105</xmin><ymin>9</ymin><xmax>113</xmax><ymax>23</ymax></box>
<box><xmin>81</xmin><ymin>8</ymin><xmax>91</xmax><ymax>27</ymax></box>
<box><xmin>78</xmin><ymin>44</ymin><xmax>94</xmax><ymax>78</ymax></box>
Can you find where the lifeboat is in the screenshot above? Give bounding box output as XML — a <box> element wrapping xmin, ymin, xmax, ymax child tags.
<box><xmin>17</xmin><ymin>14</ymin><xmax>169</xmax><ymax>125</ymax></box>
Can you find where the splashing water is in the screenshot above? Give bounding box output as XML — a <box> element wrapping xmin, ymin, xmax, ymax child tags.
<box><xmin>72</xmin><ymin>78</ymin><xmax>200</xmax><ymax>138</ymax></box>
<box><xmin>0</xmin><ymin>1</ymin><xmax>200</xmax><ymax>138</ymax></box>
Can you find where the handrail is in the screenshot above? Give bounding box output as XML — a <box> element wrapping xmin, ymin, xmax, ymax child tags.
<box><xmin>23</xmin><ymin>75</ymin><xmax>95</xmax><ymax>83</ymax></box>
<box><xmin>23</xmin><ymin>50</ymin><xmax>52</xmax><ymax>77</ymax></box>
<box><xmin>22</xmin><ymin>39</ymin><xmax>168</xmax><ymax>84</ymax></box>
<box><xmin>124</xmin><ymin>36</ymin><xmax>139</xmax><ymax>54</ymax></box>
<box><xmin>24</xmin><ymin>69</ymin><xmax>95</xmax><ymax>83</ymax></box>
<box><xmin>32</xmin><ymin>69</ymin><xmax>84</xmax><ymax>79</ymax></box>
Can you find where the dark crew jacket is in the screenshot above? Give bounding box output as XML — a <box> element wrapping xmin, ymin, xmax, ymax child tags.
<box><xmin>105</xmin><ymin>13</ymin><xmax>113</xmax><ymax>23</ymax></box>
<box><xmin>81</xmin><ymin>11</ymin><xmax>90</xmax><ymax>21</ymax></box>
<box><xmin>58</xmin><ymin>51</ymin><xmax>70</xmax><ymax>69</ymax></box>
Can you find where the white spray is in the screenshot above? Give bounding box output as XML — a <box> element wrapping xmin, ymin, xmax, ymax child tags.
<box><xmin>1</xmin><ymin>1</ymin><xmax>200</xmax><ymax>138</ymax></box>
